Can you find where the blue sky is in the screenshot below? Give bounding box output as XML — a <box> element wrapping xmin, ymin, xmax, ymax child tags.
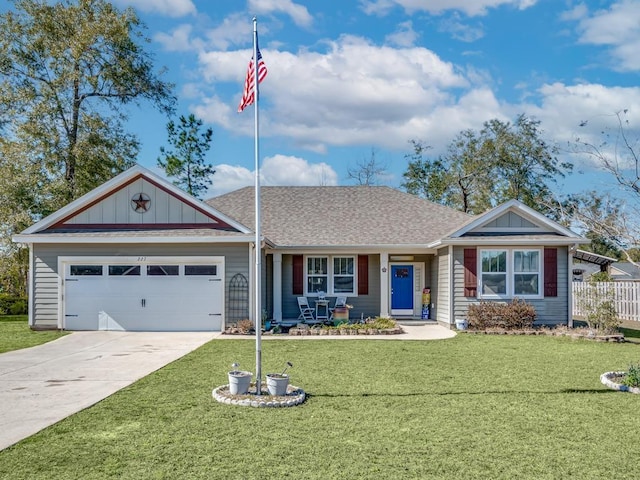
<box><xmin>69</xmin><ymin>1</ymin><xmax>640</xmax><ymax>197</ymax></box>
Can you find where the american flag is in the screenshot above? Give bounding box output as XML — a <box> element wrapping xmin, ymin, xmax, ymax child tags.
<box><xmin>237</xmin><ymin>42</ymin><xmax>267</xmax><ymax>113</ymax></box>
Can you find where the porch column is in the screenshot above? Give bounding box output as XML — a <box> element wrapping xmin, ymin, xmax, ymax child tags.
<box><xmin>568</xmin><ymin>245</ymin><xmax>574</xmax><ymax>328</ymax></box>
<box><xmin>273</xmin><ymin>252</ymin><xmax>283</xmax><ymax>321</ymax></box>
<box><xmin>248</xmin><ymin>243</ymin><xmax>255</xmax><ymax>322</ymax></box>
<box><xmin>380</xmin><ymin>252</ymin><xmax>390</xmax><ymax>318</ymax></box>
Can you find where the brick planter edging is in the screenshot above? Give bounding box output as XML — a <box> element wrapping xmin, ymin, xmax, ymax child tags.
<box><xmin>212</xmin><ymin>384</ymin><xmax>307</xmax><ymax>407</ymax></box>
<box><xmin>600</xmin><ymin>372</ymin><xmax>640</xmax><ymax>394</ymax></box>
<box><xmin>287</xmin><ymin>326</ymin><xmax>404</xmax><ymax>336</ymax></box>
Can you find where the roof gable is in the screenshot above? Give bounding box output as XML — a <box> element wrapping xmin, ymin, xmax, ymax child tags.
<box><xmin>431</xmin><ymin>199</ymin><xmax>585</xmax><ymax>246</ymax></box>
<box><xmin>22</xmin><ymin>165</ymin><xmax>250</xmax><ymax>234</ymax></box>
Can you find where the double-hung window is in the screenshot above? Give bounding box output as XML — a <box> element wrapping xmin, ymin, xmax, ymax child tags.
<box><xmin>513</xmin><ymin>250</ymin><xmax>540</xmax><ymax>296</ymax></box>
<box><xmin>305</xmin><ymin>256</ymin><xmax>356</xmax><ymax>295</ymax></box>
<box><xmin>479</xmin><ymin>249</ymin><xmax>541</xmax><ymax>298</ymax></box>
<box><xmin>307</xmin><ymin>257</ymin><xmax>328</xmax><ymax>294</ymax></box>
<box><xmin>480</xmin><ymin>250</ymin><xmax>507</xmax><ymax>296</ymax></box>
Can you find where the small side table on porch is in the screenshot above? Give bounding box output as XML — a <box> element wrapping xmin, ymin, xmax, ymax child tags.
<box><xmin>315</xmin><ymin>299</ymin><xmax>330</xmax><ymax>323</ymax></box>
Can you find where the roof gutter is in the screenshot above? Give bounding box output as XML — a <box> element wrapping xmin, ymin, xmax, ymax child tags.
<box><xmin>429</xmin><ymin>237</ymin><xmax>587</xmax><ymax>248</ymax></box>
<box><xmin>12</xmin><ymin>234</ymin><xmax>257</xmax><ymax>244</ymax></box>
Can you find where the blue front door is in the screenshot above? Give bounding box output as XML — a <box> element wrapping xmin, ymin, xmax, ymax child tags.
<box><xmin>391</xmin><ymin>265</ymin><xmax>413</xmax><ymax>314</ymax></box>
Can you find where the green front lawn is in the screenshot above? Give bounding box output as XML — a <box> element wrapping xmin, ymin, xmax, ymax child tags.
<box><xmin>1</xmin><ymin>335</ymin><xmax>639</xmax><ymax>479</ymax></box>
<box><xmin>0</xmin><ymin>316</ymin><xmax>67</xmax><ymax>354</ymax></box>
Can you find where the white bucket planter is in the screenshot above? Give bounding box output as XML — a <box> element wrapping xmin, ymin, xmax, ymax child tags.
<box><xmin>228</xmin><ymin>370</ymin><xmax>253</xmax><ymax>395</ymax></box>
<box><xmin>266</xmin><ymin>373</ymin><xmax>289</xmax><ymax>396</ymax></box>
<box><xmin>455</xmin><ymin>318</ymin><xmax>468</xmax><ymax>331</ymax></box>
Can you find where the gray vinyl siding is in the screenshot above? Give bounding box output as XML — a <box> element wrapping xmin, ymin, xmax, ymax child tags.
<box><xmin>436</xmin><ymin>247</ymin><xmax>451</xmax><ymax>324</ymax></box>
<box><xmin>281</xmin><ymin>254</ymin><xmax>381</xmax><ymax>320</ymax></box>
<box><xmin>452</xmin><ymin>245</ymin><xmax>569</xmax><ymax>326</ymax></box>
<box><xmin>31</xmin><ymin>243</ymin><xmax>250</xmax><ymax>329</ymax></box>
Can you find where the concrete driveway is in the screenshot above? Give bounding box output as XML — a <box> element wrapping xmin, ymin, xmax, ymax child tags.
<box><xmin>0</xmin><ymin>331</ymin><xmax>219</xmax><ymax>451</ymax></box>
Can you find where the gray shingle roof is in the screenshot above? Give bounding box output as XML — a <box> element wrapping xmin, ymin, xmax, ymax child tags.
<box><xmin>207</xmin><ymin>186</ymin><xmax>473</xmax><ymax>247</ymax></box>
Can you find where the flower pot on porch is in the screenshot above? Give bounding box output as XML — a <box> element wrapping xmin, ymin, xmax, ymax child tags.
<box><xmin>228</xmin><ymin>370</ymin><xmax>253</xmax><ymax>395</ymax></box>
<box><xmin>332</xmin><ymin>306</ymin><xmax>349</xmax><ymax>326</ymax></box>
<box><xmin>266</xmin><ymin>373</ymin><xmax>289</xmax><ymax>396</ymax></box>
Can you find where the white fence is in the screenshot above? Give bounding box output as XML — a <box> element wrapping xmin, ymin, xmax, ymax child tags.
<box><xmin>573</xmin><ymin>281</ymin><xmax>640</xmax><ymax>322</ymax></box>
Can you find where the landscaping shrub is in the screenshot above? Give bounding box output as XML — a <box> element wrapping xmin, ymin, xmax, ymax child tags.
<box><xmin>623</xmin><ymin>363</ymin><xmax>640</xmax><ymax>388</ymax></box>
<box><xmin>0</xmin><ymin>294</ymin><xmax>28</xmax><ymax>315</ymax></box>
<box><xmin>575</xmin><ymin>280</ymin><xmax>621</xmax><ymax>333</ymax></box>
<box><xmin>467</xmin><ymin>298</ymin><xmax>536</xmax><ymax>330</ymax></box>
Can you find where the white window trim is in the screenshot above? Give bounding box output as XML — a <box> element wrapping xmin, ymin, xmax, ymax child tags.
<box><xmin>304</xmin><ymin>255</ymin><xmax>357</xmax><ymax>296</ymax></box>
<box><xmin>478</xmin><ymin>248</ymin><xmax>543</xmax><ymax>300</ymax></box>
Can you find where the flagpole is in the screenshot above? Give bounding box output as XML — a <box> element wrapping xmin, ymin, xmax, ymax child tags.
<box><xmin>252</xmin><ymin>17</ymin><xmax>262</xmax><ymax>396</ymax></box>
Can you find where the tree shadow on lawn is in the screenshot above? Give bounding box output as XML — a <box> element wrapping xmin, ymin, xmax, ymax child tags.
<box><xmin>307</xmin><ymin>388</ymin><xmax>612</xmax><ymax>399</ymax></box>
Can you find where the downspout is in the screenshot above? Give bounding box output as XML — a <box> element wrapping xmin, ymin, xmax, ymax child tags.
<box><xmin>28</xmin><ymin>245</ymin><xmax>34</xmax><ymax>328</ymax></box>
<box><xmin>448</xmin><ymin>245</ymin><xmax>454</xmax><ymax>326</ymax></box>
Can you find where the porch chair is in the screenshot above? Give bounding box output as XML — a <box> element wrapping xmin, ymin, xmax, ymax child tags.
<box><xmin>297</xmin><ymin>297</ymin><xmax>315</xmax><ymax>323</ymax></box>
<box><xmin>329</xmin><ymin>296</ymin><xmax>348</xmax><ymax>320</ymax></box>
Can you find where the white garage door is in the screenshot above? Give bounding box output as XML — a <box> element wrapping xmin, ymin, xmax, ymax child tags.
<box><xmin>62</xmin><ymin>257</ymin><xmax>224</xmax><ymax>331</ymax></box>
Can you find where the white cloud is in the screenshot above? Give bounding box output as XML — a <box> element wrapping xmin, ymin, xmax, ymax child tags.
<box><xmin>262</xmin><ymin>154</ymin><xmax>338</xmax><ymax>186</ymax></box>
<box><xmin>208</xmin><ymin>164</ymin><xmax>254</xmax><ymax>197</ymax></box>
<box><xmin>385</xmin><ymin>21</ymin><xmax>419</xmax><ymax>47</ymax></box>
<box><xmin>360</xmin><ymin>0</ymin><xmax>537</xmax><ymax>16</ymax></box>
<box><xmin>205</xmin><ymin>12</ymin><xmax>252</xmax><ymax>50</ymax></box>
<box><xmin>207</xmin><ymin>155</ymin><xmax>338</xmax><ymax>197</ymax></box>
<box><xmin>114</xmin><ymin>0</ymin><xmax>196</xmax><ymax>17</ymax></box>
<box><xmin>517</xmin><ymin>82</ymin><xmax>640</xmax><ymax>169</ymax></box>
<box><xmin>196</xmin><ymin>35</ymin><xmax>481</xmax><ymax>152</ymax></box>
<box><xmin>570</xmin><ymin>0</ymin><xmax>640</xmax><ymax>71</ymax></box>
<box><xmin>559</xmin><ymin>3</ymin><xmax>588</xmax><ymax>22</ymax></box>
<box><xmin>248</xmin><ymin>0</ymin><xmax>313</xmax><ymax>27</ymax></box>
<box><xmin>154</xmin><ymin>24</ymin><xmax>199</xmax><ymax>52</ymax></box>
<box><xmin>438</xmin><ymin>14</ymin><xmax>485</xmax><ymax>42</ymax></box>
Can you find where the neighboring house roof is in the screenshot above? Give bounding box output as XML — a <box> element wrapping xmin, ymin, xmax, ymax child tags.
<box><xmin>611</xmin><ymin>262</ymin><xmax>640</xmax><ymax>280</ymax></box>
<box><xmin>572</xmin><ymin>262</ymin><xmax>601</xmax><ymax>279</ymax></box>
<box><xmin>573</xmin><ymin>249</ymin><xmax>617</xmax><ymax>266</ymax></box>
<box><xmin>207</xmin><ymin>186</ymin><xmax>474</xmax><ymax>248</ymax></box>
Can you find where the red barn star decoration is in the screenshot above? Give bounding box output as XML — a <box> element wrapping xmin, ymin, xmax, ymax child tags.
<box><xmin>131</xmin><ymin>193</ymin><xmax>151</xmax><ymax>213</ymax></box>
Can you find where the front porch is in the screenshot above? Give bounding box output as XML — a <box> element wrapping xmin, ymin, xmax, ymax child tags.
<box><xmin>265</xmin><ymin>252</ymin><xmax>439</xmax><ymax>324</ymax></box>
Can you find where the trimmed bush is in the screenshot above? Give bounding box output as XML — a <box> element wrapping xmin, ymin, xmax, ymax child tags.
<box><xmin>467</xmin><ymin>298</ymin><xmax>536</xmax><ymax>330</ymax></box>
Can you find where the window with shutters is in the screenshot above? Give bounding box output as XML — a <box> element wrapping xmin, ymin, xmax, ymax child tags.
<box><xmin>305</xmin><ymin>255</ymin><xmax>356</xmax><ymax>295</ymax></box>
<box><xmin>478</xmin><ymin>248</ymin><xmax>542</xmax><ymax>299</ymax></box>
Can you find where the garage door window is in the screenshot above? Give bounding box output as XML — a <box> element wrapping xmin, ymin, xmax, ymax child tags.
<box><xmin>70</xmin><ymin>265</ymin><xmax>103</xmax><ymax>276</ymax></box>
<box><xmin>147</xmin><ymin>265</ymin><xmax>179</xmax><ymax>276</ymax></box>
<box><xmin>185</xmin><ymin>265</ymin><xmax>217</xmax><ymax>275</ymax></box>
<box><xmin>108</xmin><ymin>265</ymin><xmax>141</xmax><ymax>276</ymax></box>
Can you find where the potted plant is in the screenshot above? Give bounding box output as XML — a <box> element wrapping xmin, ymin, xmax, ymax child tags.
<box><xmin>455</xmin><ymin>317</ymin><xmax>468</xmax><ymax>330</ymax></box>
<box><xmin>262</xmin><ymin>309</ymin><xmax>272</xmax><ymax>331</ymax></box>
<box><xmin>266</xmin><ymin>361</ymin><xmax>293</xmax><ymax>396</ymax></box>
<box><xmin>228</xmin><ymin>362</ymin><xmax>252</xmax><ymax>395</ymax></box>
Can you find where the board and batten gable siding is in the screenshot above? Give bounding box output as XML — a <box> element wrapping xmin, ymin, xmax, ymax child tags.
<box><xmin>452</xmin><ymin>245</ymin><xmax>569</xmax><ymax>325</ymax></box>
<box><xmin>64</xmin><ymin>178</ymin><xmax>218</xmax><ymax>226</ymax></box>
<box><xmin>280</xmin><ymin>254</ymin><xmax>381</xmax><ymax>320</ymax></box>
<box><xmin>436</xmin><ymin>247</ymin><xmax>451</xmax><ymax>325</ymax></box>
<box><xmin>475</xmin><ymin>211</ymin><xmax>553</xmax><ymax>232</ymax></box>
<box><xmin>31</xmin><ymin>243</ymin><xmax>249</xmax><ymax>329</ymax></box>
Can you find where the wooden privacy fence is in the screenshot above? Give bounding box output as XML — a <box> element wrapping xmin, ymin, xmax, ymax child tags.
<box><xmin>573</xmin><ymin>281</ymin><xmax>640</xmax><ymax>322</ymax></box>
